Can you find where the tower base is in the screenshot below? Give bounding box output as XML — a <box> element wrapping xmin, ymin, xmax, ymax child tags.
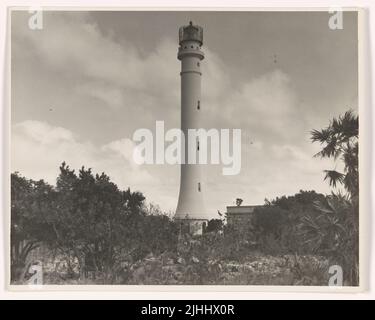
<box><xmin>176</xmin><ymin>218</ymin><xmax>208</xmax><ymax>236</ymax></box>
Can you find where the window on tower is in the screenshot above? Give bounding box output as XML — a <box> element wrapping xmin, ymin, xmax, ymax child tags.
<box><xmin>197</xmin><ymin>100</ymin><xmax>200</xmax><ymax>110</ymax></box>
<box><xmin>197</xmin><ymin>138</ymin><xmax>200</xmax><ymax>151</ymax></box>
<box><xmin>198</xmin><ymin>182</ymin><xmax>201</xmax><ymax>192</ymax></box>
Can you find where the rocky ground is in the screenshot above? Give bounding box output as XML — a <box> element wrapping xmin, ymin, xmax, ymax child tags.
<box><xmin>21</xmin><ymin>247</ymin><xmax>330</xmax><ymax>285</ymax></box>
<box><xmin>123</xmin><ymin>252</ymin><xmax>330</xmax><ymax>286</ymax></box>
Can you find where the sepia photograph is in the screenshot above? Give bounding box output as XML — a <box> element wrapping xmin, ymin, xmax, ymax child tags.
<box><xmin>8</xmin><ymin>8</ymin><xmax>362</xmax><ymax>289</ymax></box>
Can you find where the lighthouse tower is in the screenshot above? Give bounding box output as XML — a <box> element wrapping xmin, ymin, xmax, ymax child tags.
<box><xmin>175</xmin><ymin>21</ymin><xmax>209</xmax><ymax>235</ymax></box>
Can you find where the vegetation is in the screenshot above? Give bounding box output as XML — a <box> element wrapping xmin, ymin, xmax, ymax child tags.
<box><xmin>11</xmin><ymin>163</ymin><xmax>177</xmax><ymax>283</ymax></box>
<box><xmin>10</xmin><ymin>111</ymin><xmax>359</xmax><ymax>286</ymax></box>
<box><xmin>310</xmin><ymin>110</ymin><xmax>358</xmax><ymax>200</ymax></box>
<box><xmin>307</xmin><ymin>110</ymin><xmax>359</xmax><ymax>285</ymax></box>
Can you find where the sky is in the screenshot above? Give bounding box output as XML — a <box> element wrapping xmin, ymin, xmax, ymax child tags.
<box><xmin>11</xmin><ymin>10</ymin><xmax>358</xmax><ymax>218</ymax></box>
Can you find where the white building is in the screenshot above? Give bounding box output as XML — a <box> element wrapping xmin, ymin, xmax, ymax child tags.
<box><xmin>175</xmin><ymin>22</ymin><xmax>209</xmax><ymax>235</ymax></box>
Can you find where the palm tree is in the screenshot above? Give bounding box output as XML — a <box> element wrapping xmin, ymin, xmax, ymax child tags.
<box><xmin>305</xmin><ymin>110</ymin><xmax>359</xmax><ymax>286</ymax></box>
<box><xmin>310</xmin><ymin>110</ymin><xmax>358</xmax><ymax>200</ymax></box>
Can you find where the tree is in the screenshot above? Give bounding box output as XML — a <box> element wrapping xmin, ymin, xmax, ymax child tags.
<box><xmin>310</xmin><ymin>110</ymin><xmax>358</xmax><ymax>200</ymax></box>
<box><xmin>48</xmin><ymin>162</ymin><xmax>149</xmax><ymax>282</ymax></box>
<box><xmin>205</xmin><ymin>219</ymin><xmax>223</xmax><ymax>233</ymax></box>
<box><xmin>304</xmin><ymin>111</ymin><xmax>359</xmax><ymax>285</ymax></box>
<box><xmin>10</xmin><ymin>163</ymin><xmax>180</xmax><ymax>284</ymax></box>
<box><xmin>249</xmin><ymin>191</ymin><xmax>325</xmax><ymax>254</ymax></box>
<box><xmin>11</xmin><ymin>173</ymin><xmax>55</xmax><ymax>281</ymax></box>
<box><xmin>13</xmin><ymin>162</ymin><xmax>178</xmax><ymax>283</ymax></box>
<box><xmin>236</xmin><ymin>198</ymin><xmax>243</xmax><ymax>206</ymax></box>
<box><xmin>298</xmin><ymin>193</ymin><xmax>358</xmax><ymax>285</ymax></box>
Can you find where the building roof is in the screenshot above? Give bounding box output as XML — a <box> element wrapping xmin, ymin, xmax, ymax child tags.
<box><xmin>226</xmin><ymin>205</ymin><xmax>263</xmax><ymax>215</ymax></box>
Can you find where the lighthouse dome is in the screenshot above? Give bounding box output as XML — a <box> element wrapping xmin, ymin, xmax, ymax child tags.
<box><xmin>178</xmin><ymin>21</ymin><xmax>203</xmax><ymax>45</ymax></box>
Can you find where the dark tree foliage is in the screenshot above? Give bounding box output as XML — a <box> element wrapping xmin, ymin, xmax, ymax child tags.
<box><xmin>11</xmin><ymin>162</ymin><xmax>177</xmax><ymax>283</ymax></box>
<box><xmin>250</xmin><ymin>190</ymin><xmax>326</xmax><ymax>254</ymax></box>
<box><xmin>305</xmin><ymin>110</ymin><xmax>359</xmax><ymax>285</ymax></box>
<box><xmin>11</xmin><ymin>173</ymin><xmax>55</xmax><ymax>281</ymax></box>
<box><xmin>205</xmin><ymin>219</ymin><xmax>223</xmax><ymax>233</ymax></box>
<box><xmin>310</xmin><ymin>110</ymin><xmax>358</xmax><ymax>200</ymax></box>
<box><xmin>253</xmin><ymin>206</ymin><xmax>286</xmax><ymax>237</ymax></box>
<box><xmin>271</xmin><ymin>190</ymin><xmax>326</xmax><ymax>211</ymax></box>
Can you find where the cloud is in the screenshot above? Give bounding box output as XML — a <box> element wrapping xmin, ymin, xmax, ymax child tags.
<box><xmin>14</xmin><ymin>120</ymin><xmax>75</xmax><ymax>145</ymax></box>
<box><xmin>203</xmin><ymin>67</ymin><xmax>304</xmax><ymax>143</ymax></box>
<box><xmin>76</xmin><ymin>82</ymin><xmax>125</xmax><ymax>109</ymax></box>
<box><xmin>235</xmin><ymin>70</ymin><xmax>295</xmax><ymax>117</ymax></box>
<box><xmin>12</xmin><ymin>120</ymin><xmax>156</xmax><ymax>192</ymax></box>
<box><xmin>11</xmin><ymin>12</ymin><xmax>343</xmax><ymax>216</ymax></box>
<box><xmin>13</xmin><ymin>12</ymin><xmax>179</xmax><ymax>116</ymax></box>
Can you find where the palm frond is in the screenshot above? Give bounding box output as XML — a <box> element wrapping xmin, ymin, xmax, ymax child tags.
<box><xmin>339</xmin><ymin>110</ymin><xmax>359</xmax><ymax>139</ymax></box>
<box><xmin>310</xmin><ymin>128</ymin><xmax>331</xmax><ymax>143</ymax></box>
<box><xmin>313</xmin><ymin>200</ymin><xmax>333</xmax><ymax>214</ymax></box>
<box><xmin>323</xmin><ymin>170</ymin><xmax>345</xmax><ymax>188</ymax></box>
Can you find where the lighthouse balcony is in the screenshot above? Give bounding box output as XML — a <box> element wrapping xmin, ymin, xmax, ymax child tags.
<box><xmin>177</xmin><ymin>46</ymin><xmax>205</xmax><ymax>61</ymax></box>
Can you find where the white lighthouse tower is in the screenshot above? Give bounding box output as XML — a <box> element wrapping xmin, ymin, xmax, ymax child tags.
<box><xmin>175</xmin><ymin>21</ymin><xmax>209</xmax><ymax>235</ymax></box>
